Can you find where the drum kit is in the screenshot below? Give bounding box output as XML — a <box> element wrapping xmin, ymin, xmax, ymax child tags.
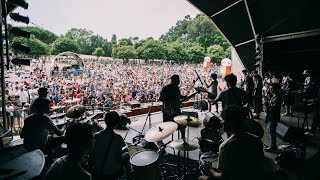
<box><xmin>129</xmin><ymin>115</ymin><xmax>203</xmax><ymax>180</ymax></box>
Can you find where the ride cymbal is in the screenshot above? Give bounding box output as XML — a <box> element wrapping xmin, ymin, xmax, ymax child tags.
<box><xmin>66</xmin><ymin>105</ymin><xmax>86</xmax><ymax>118</ymax></box>
<box><xmin>174</xmin><ymin>115</ymin><xmax>202</xmax><ymax>127</ymax></box>
<box><xmin>145</xmin><ymin>122</ymin><xmax>178</xmax><ymax>142</ymax></box>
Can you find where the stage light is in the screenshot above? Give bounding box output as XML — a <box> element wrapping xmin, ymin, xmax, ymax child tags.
<box><xmin>9</xmin><ymin>0</ymin><xmax>28</xmax><ymax>9</ymax></box>
<box><xmin>12</xmin><ymin>42</ymin><xmax>30</xmax><ymax>54</ymax></box>
<box><xmin>10</xmin><ymin>27</ymin><xmax>30</xmax><ymax>39</ymax></box>
<box><xmin>9</xmin><ymin>13</ymin><xmax>29</xmax><ymax>24</ymax></box>
<box><xmin>11</xmin><ymin>58</ymin><xmax>31</xmax><ymax>66</ymax></box>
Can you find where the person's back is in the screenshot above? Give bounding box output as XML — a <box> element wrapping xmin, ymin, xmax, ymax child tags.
<box><xmin>21</xmin><ymin>113</ymin><xmax>55</xmax><ymax>151</ymax></box>
<box><xmin>217</xmin><ymin>87</ymin><xmax>246</xmax><ymax>110</ymax></box>
<box><xmin>92</xmin><ymin>129</ymin><xmax>125</xmax><ymax>176</ymax></box>
<box><xmin>45</xmin><ymin>156</ymin><xmax>91</xmax><ymax>180</ymax></box>
<box><xmin>218</xmin><ymin>132</ymin><xmax>265</xmax><ymax>180</ymax></box>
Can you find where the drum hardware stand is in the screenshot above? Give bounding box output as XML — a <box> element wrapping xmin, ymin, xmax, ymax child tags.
<box><xmin>124</xmin><ymin>101</ymin><xmax>153</xmax><ymax>143</ymax></box>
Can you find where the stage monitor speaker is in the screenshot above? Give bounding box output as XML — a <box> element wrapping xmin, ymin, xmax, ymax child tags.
<box><xmin>276</xmin><ymin>122</ymin><xmax>306</xmax><ymax>143</ymax></box>
<box><xmin>181</xmin><ymin>111</ymin><xmax>198</xmax><ymax>118</ymax></box>
<box><xmin>193</xmin><ymin>100</ymin><xmax>208</xmax><ymax>111</ymax></box>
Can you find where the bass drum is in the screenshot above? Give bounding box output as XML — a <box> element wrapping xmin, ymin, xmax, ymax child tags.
<box><xmin>130</xmin><ymin>150</ymin><xmax>160</xmax><ymax>180</ymax></box>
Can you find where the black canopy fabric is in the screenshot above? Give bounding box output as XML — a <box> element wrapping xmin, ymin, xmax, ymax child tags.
<box><xmin>188</xmin><ymin>0</ymin><xmax>320</xmax><ymax>72</ymax></box>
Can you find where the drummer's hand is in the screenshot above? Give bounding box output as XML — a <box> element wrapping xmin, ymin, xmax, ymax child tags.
<box><xmin>208</xmin><ymin>167</ymin><xmax>222</xmax><ymax>177</ymax></box>
<box><xmin>199</xmin><ymin>175</ymin><xmax>209</xmax><ymax>180</ymax></box>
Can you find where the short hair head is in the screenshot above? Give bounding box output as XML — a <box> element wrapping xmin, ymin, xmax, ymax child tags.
<box><xmin>65</xmin><ymin>123</ymin><xmax>94</xmax><ymax>156</ymax></box>
<box><xmin>171</xmin><ymin>74</ymin><xmax>180</xmax><ymax>85</ymax></box>
<box><xmin>104</xmin><ymin>111</ymin><xmax>120</xmax><ymax>128</ymax></box>
<box><xmin>224</xmin><ymin>73</ymin><xmax>237</xmax><ymax>87</ymax></box>
<box><xmin>33</xmin><ymin>98</ymin><xmax>51</xmax><ymax>114</ymax></box>
<box><xmin>38</xmin><ymin>88</ymin><xmax>48</xmax><ymax>98</ymax></box>
<box><xmin>211</xmin><ymin>73</ymin><xmax>218</xmax><ymax>80</ymax></box>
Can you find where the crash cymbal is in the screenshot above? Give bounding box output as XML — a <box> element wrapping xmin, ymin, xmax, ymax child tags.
<box><xmin>174</xmin><ymin>115</ymin><xmax>202</xmax><ymax>127</ymax></box>
<box><xmin>66</xmin><ymin>105</ymin><xmax>86</xmax><ymax>118</ymax></box>
<box><xmin>170</xmin><ymin>139</ymin><xmax>198</xmax><ymax>151</ymax></box>
<box><xmin>145</xmin><ymin>122</ymin><xmax>178</xmax><ymax>142</ymax></box>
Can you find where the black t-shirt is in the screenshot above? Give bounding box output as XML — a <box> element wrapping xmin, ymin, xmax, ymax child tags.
<box><xmin>159</xmin><ymin>84</ymin><xmax>181</xmax><ymax>115</ymax></box>
<box><xmin>20</xmin><ymin>114</ymin><xmax>56</xmax><ymax>151</ymax></box>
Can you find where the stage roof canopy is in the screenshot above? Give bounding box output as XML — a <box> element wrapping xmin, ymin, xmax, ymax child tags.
<box><xmin>188</xmin><ymin>0</ymin><xmax>320</xmax><ymax>72</ymax></box>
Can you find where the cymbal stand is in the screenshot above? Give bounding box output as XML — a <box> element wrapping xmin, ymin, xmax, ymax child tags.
<box><xmin>124</xmin><ymin>102</ymin><xmax>153</xmax><ymax>143</ymax></box>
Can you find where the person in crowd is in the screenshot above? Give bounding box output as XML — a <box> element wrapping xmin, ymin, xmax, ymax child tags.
<box><xmin>253</xmin><ymin>72</ymin><xmax>263</xmax><ymax>119</ymax></box>
<box><xmin>206</xmin><ymin>73</ymin><xmax>219</xmax><ymax>113</ymax></box>
<box><xmin>199</xmin><ymin>105</ymin><xmax>265</xmax><ymax>180</ymax></box>
<box><xmin>241</xmin><ymin>70</ymin><xmax>254</xmax><ymax>107</ymax></box>
<box><xmin>45</xmin><ymin>123</ymin><xmax>94</xmax><ymax>180</ymax></box>
<box><xmin>211</xmin><ymin>73</ymin><xmax>247</xmax><ymax>111</ymax></box>
<box><xmin>159</xmin><ymin>75</ymin><xmax>186</xmax><ymax>139</ymax></box>
<box><xmin>283</xmin><ymin>73</ymin><xmax>298</xmax><ymax>116</ymax></box>
<box><xmin>304</xmin><ymin>79</ymin><xmax>320</xmax><ymax>136</ymax></box>
<box><xmin>264</xmin><ymin>83</ymin><xmax>282</xmax><ymax>152</ymax></box>
<box><xmin>89</xmin><ymin>111</ymin><xmax>130</xmax><ymax>180</ymax></box>
<box><xmin>303</xmin><ymin>70</ymin><xmax>315</xmax><ymax>99</ymax></box>
<box><xmin>29</xmin><ymin>87</ymin><xmax>49</xmax><ymax>114</ymax></box>
<box><xmin>15</xmin><ymin>86</ymin><xmax>29</xmax><ymax>108</ymax></box>
<box><xmin>20</xmin><ymin>98</ymin><xmax>65</xmax><ymax>152</ymax></box>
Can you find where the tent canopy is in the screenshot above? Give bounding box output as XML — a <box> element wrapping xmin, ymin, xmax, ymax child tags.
<box><xmin>51</xmin><ymin>51</ymin><xmax>85</xmax><ymax>69</ymax></box>
<box><xmin>188</xmin><ymin>0</ymin><xmax>320</xmax><ymax>73</ymax></box>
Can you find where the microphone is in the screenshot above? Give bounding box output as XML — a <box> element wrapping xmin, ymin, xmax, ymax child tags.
<box><xmin>194</xmin><ymin>70</ymin><xmax>204</xmax><ymax>86</ymax></box>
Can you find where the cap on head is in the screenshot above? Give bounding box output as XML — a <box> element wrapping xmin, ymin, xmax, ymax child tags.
<box><xmin>303</xmin><ymin>70</ymin><xmax>310</xmax><ymax>75</ymax></box>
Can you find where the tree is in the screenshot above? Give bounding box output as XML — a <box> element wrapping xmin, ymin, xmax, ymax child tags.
<box><xmin>92</xmin><ymin>47</ymin><xmax>105</xmax><ymax>58</ymax></box>
<box><xmin>207</xmin><ymin>45</ymin><xmax>225</xmax><ymax>62</ymax></box>
<box><xmin>11</xmin><ymin>36</ymin><xmax>50</xmax><ymax>57</ymax></box>
<box><xmin>65</xmin><ymin>28</ymin><xmax>107</xmax><ymax>55</ymax></box>
<box><xmin>136</xmin><ymin>39</ymin><xmax>166</xmax><ymax>60</ymax></box>
<box><xmin>118</xmin><ymin>38</ymin><xmax>133</xmax><ymax>46</ymax></box>
<box><xmin>51</xmin><ymin>37</ymin><xmax>80</xmax><ymax>54</ymax></box>
<box><xmin>111</xmin><ymin>34</ymin><xmax>117</xmax><ymax>45</ymax></box>
<box><xmin>19</xmin><ymin>26</ymin><xmax>58</xmax><ymax>44</ymax></box>
<box><xmin>164</xmin><ymin>42</ymin><xmax>189</xmax><ymax>63</ymax></box>
<box><xmin>112</xmin><ymin>45</ymin><xmax>137</xmax><ymax>63</ymax></box>
<box><xmin>184</xmin><ymin>43</ymin><xmax>205</xmax><ymax>63</ymax></box>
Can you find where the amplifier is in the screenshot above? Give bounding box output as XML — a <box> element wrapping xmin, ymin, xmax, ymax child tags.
<box><xmin>276</xmin><ymin>121</ymin><xmax>306</xmax><ymax>143</ymax></box>
<box><xmin>193</xmin><ymin>100</ymin><xmax>208</xmax><ymax>111</ymax></box>
<box><xmin>0</xmin><ymin>125</ymin><xmax>12</xmax><ymax>149</ymax></box>
<box><xmin>181</xmin><ymin>111</ymin><xmax>198</xmax><ymax>118</ymax></box>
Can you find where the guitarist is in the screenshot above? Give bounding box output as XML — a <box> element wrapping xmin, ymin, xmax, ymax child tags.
<box><xmin>159</xmin><ymin>75</ymin><xmax>187</xmax><ymax>139</ymax></box>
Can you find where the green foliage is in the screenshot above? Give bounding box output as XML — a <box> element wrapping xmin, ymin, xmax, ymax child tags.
<box><xmin>136</xmin><ymin>39</ymin><xmax>166</xmax><ymax>60</ymax></box>
<box><xmin>112</xmin><ymin>45</ymin><xmax>137</xmax><ymax>61</ymax></box>
<box><xmin>164</xmin><ymin>42</ymin><xmax>189</xmax><ymax>62</ymax></box>
<box><xmin>11</xmin><ymin>36</ymin><xmax>50</xmax><ymax>57</ymax></box>
<box><xmin>111</xmin><ymin>34</ymin><xmax>117</xmax><ymax>45</ymax></box>
<box><xmin>207</xmin><ymin>45</ymin><xmax>225</xmax><ymax>62</ymax></box>
<box><xmin>160</xmin><ymin>14</ymin><xmax>231</xmax><ymax>58</ymax></box>
<box><xmin>118</xmin><ymin>38</ymin><xmax>133</xmax><ymax>46</ymax></box>
<box><xmin>92</xmin><ymin>47</ymin><xmax>105</xmax><ymax>57</ymax></box>
<box><xmin>184</xmin><ymin>43</ymin><xmax>205</xmax><ymax>63</ymax></box>
<box><xmin>65</xmin><ymin>28</ymin><xmax>108</xmax><ymax>55</ymax></box>
<box><xmin>51</xmin><ymin>37</ymin><xmax>80</xmax><ymax>54</ymax></box>
<box><xmin>19</xmin><ymin>26</ymin><xmax>58</xmax><ymax>44</ymax></box>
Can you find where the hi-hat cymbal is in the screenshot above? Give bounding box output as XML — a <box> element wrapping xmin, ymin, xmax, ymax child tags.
<box><xmin>145</xmin><ymin>122</ymin><xmax>178</xmax><ymax>142</ymax></box>
<box><xmin>174</xmin><ymin>115</ymin><xmax>202</xmax><ymax>127</ymax></box>
<box><xmin>66</xmin><ymin>105</ymin><xmax>86</xmax><ymax>118</ymax></box>
<box><xmin>170</xmin><ymin>139</ymin><xmax>198</xmax><ymax>151</ymax></box>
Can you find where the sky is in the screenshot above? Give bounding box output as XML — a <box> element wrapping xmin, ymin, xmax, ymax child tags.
<box><xmin>14</xmin><ymin>0</ymin><xmax>201</xmax><ymax>40</ymax></box>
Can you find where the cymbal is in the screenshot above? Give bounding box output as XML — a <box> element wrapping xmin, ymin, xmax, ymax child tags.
<box><xmin>170</xmin><ymin>139</ymin><xmax>198</xmax><ymax>151</ymax></box>
<box><xmin>174</xmin><ymin>115</ymin><xmax>202</xmax><ymax>127</ymax></box>
<box><xmin>145</xmin><ymin>122</ymin><xmax>178</xmax><ymax>142</ymax></box>
<box><xmin>66</xmin><ymin>105</ymin><xmax>86</xmax><ymax>118</ymax></box>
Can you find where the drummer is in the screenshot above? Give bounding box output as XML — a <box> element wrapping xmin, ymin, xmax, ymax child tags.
<box><xmin>159</xmin><ymin>75</ymin><xmax>186</xmax><ymax>139</ymax></box>
<box><xmin>20</xmin><ymin>98</ymin><xmax>65</xmax><ymax>153</ymax></box>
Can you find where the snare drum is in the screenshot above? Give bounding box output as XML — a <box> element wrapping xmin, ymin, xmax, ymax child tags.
<box><xmin>130</xmin><ymin>150</ymin><xmax>160</xmax><ymax>180</ymax></box>
<box><xmin>199</xmin><ymin>152</ymin><xmax>219</xmax><ymax>169</ymax></box>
